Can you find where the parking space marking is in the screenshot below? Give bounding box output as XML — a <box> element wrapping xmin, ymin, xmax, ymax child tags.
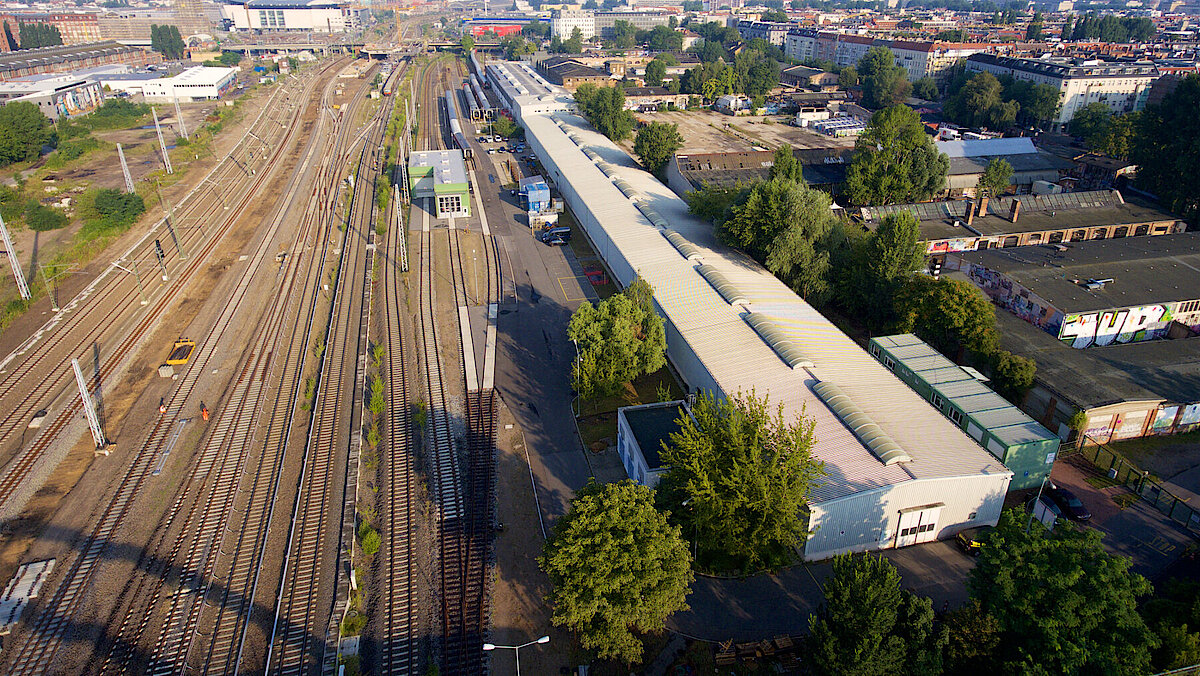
<box><xmin>557</xmin><ymin>276</ymin><xmax>589</xmax><ymax>302</ymax></box>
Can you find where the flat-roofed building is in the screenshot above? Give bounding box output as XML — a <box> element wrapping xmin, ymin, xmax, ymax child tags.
<box><xmin>6</xmin><ymin>12</ymin><xmax>102</xmax><ymax>46</ymax></box>
<box><xmin>142</xmin><ymin>66</ymin><xmax>237</xmax><ymax>102</ymax></box>
<box><xmin>862</xmin><ymin>189</ymin><xmax>1185</xmax><ymax>257</ymax></box>
<box><xmin>0</xmin><ymin>41</ymin><xmax>160</xmax><ymax>81</ymax></box>
<box><xmin>947</xmin><ymin>231</ymin><xmax>1200</xmax><ymax>349</ymax></box>
<box><xmin>408</xmin><ymin>150</ymin><xmax>471</xmax><ymax>219</ymax></box>
<box><xmin>616</xmin><ymin>401</ymin><xmax>687</xmax><ymax>488</ymax></box>
<box><xmin>219</xmin><ymin>0</ymin><xmax>361</xmax><ymax>33</ymax></box>
<box><xmin>0</xmin><ymin>74</ymin><xmax>103</xmax><ymax>120</ymax></box>
<box><xmin>497</xmin><ymin>59</ymin><xmax>1013</xmax><ymax>560</ymax></box>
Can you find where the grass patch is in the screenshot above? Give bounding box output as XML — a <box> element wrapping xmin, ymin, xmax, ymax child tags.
<box><xmin>1086</xmin><ymin>475</ymin><xmax>1121</xmax><ymax>490</ymax></box>
<box><xmin>575</xmin><ymin>369</ymin><xmax>685</xmax><ymax>452</ymax></box>
<box><xmin>1113</xmin><ymin>492</ymin><xmax>1140</xmax><ymax>510</ymax></box>
<box><xmin>340</xmin><ymin>611</ymin><xmax>367</xmax><ymax>637</ymax></box>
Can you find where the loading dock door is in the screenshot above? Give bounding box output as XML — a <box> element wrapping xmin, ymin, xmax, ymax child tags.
<box><xmin>894</xmin><ymin>503</ymin><xmax>945</xmax><ymax>548</ymax></box>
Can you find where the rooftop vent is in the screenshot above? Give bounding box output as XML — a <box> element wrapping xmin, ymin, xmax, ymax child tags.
<box><xmin>637</xmin><ymin>204</ymin><xmax>669</xmax><ymax>228</ymax></box>
<box><xmin>743</xmin><ymin>312</ymin><xmax>813</xmax><ymax>369</ymax></box>
<box><xmin>812</xmin><ymin>381</ymin><xmax>912</xmax><ymax>465</ymax></box>
<box><xmin>662</xmin><ymin>229</ymin><xmax>702</xmax><ymax>261</ymax></box>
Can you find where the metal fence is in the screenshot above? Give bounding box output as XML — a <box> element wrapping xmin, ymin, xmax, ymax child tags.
<box><xmin>1064</xmin><ymin>437</ymin><xmax>1200</xmax><ymax>537</ymax></box>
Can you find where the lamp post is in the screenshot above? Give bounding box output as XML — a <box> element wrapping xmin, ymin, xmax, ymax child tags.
<box><xmin>482</xmin><ymin>635</ymin><xmax>549</xmax><ymax>676</ymax></box>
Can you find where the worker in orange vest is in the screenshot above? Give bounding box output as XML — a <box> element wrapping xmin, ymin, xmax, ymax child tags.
<box><xmin>159</xmin><ymin>398</ymin><xmax>166</xmax><ymax>416</ymax></box>
<box><xmin>200</xmin><ymin>402</ymin><xmax>210</xmax><ymax>422</ymax></box>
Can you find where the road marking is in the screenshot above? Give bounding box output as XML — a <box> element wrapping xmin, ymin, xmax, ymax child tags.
<box><xmin>557</xmin><ymin>276</ymin><xmax>589</xmax><ymax>302</ymax></box>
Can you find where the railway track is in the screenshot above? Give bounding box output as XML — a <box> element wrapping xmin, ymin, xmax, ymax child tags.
<box><xmin>92</xmin><ymin>61</ymin><xmax>369</xmax><ymax>676</ymax></box>
<box><xmin>267</xmin><ymin>66</ymin><xmax>396</xmax><ymax>676</ymax></box>
<box><xmin>3</xmin><ymin>58</ymin><xmax>351</xmax><ymax>675</ymax></box>
<box><xmin>0</xmin><ymin>64</ymin><xmax>331</xmax><ymax>518</ymax></box>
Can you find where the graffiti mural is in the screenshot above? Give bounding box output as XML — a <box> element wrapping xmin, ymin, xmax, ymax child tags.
<box><xmin>1152</xmin><ymin>406</ymin><xmax>1180</xmax><ymax>433</ymax></box>
<box><xmin>1179</xmin><ymin>404</ymin><xmax>1200</xmax><ymax>429</ymax></box>
<box><xmin>1058</xmin><ymin>305</ymin><xmax>1173</xmax><ymax>348</ymax></box>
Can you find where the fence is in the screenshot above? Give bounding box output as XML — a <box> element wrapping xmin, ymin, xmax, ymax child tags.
<box><xmin>1063</xmin><ymin>437</ymin><xmax>1200</xmax><ymax>537</ymax></box>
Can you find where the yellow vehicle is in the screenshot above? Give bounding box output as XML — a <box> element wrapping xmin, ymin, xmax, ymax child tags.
<box><xmin>955</xmin><ymin>526</ymin><xmax>994</xmax><ymax>556</ymax></box>
<box><xmin>165</xmin><ymin>339</ymin><xmax>196</xmax><ymax>366</ymax></box>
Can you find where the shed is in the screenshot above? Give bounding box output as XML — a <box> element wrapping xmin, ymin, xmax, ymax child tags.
<box><xmin>870</xmin><ymin>334</ymin><xmax>1060</xmax><ymax>490</ymax></box>
<box><xmin>616</xmin><ymin>401</ymin><xmax>687</xmax><ymax>488</ymax></box>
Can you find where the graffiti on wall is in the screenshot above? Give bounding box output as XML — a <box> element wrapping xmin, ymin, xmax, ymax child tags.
<box><xmin>926</xmin><ymin>238</ymin><xmax>977</xmax><ymax>255</ymax></box>
<box><xmin>55</xmin><ymin>84</ymin><xmax>102</xmax><ymax>119</ymax></box>
<box><xmin>1058</xmin><ymin>305</ymin><xmax>1173</xmax><ymax>349</ymax></box>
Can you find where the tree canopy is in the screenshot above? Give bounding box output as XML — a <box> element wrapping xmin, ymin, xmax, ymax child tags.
<box><xmin>808</xmin><ymin>554</ymin><xmax>946</xmax><ymax>676</ymax></box>
<box><xmin>25</xmin><ymin>200</ymin><xmax>68</xmax><ymax>231</ymax></box>
<box><xmin>858</xmin><ymin>46</ymin><xmax>911</xmax><ymax>109</ymax></box>
<box><xmin>977</xmin><ymin>157</ymin><xmax>1013</xmax><ymax>197</ymax></box>
<box><xmin>768</xmin><ymin>143</ymin><xmax>805</xmax><ymax>184</ymax></box>
<box><xmin>845</xmin><ymin>105</ymin><xmax>949</xmax><ymax>205</ymax></box>
<box><xmin>0</xmin><ymin>101</ymin><xmax>53</xmax><ymax>166</ymax></box>
<box><xmin>575</xmin><ymin>84</ymin><xmax>635</xmax><ymax>140</ymax></box>
<box><xmin>633</xmin><ymin>121</ymin><xmax>683</xmax><ymax>173</ymax></box>
<box><xmin>912</xmin><ymin>76</ymin><xmax>938</xmax><ymax>101</ymax></box>
<box><xmin>567</xmin><ymin>277</ymin><xmax>666</xmax><ymax>400</ymax></box>
<box><xmin>657</xmin><ymin>391</ymin><xmax>825</xmax><ymax>572</ymax></box>
<box><xmin>644</xmin><ymin>58</ymin><xmax>667</xmax><ymax>87</ymax></box>
<box><xmin>970</xmin><ymin>509</ymin><xmax>1159</xmax><ymax>676</ymax></box>
<box><xmin>838</xmin><ymin>211</ymin><xmax>926</xmax><ymax>331</ymax></box>
<box><xmin>943</xmin><ymin>72</ymin><xmax>1019</xmax><ymax>130</ymax></box>
<box><xmin>150</xmin><ymin>24</ymin><xmax>186</xmax><ymax>60</ymax></box>
<box><xmin>17</xmin><ymin>23</ymin><xmax>62</xmax><ymax>49</ymax></box>
<box><xmin>459</xmin><ymin>35</ymin><xmax>474</xmax><ymax>51</ymax></box>
<box><xmin>1133</xmin><ymin>74</ymin><xmax>1200</xmax><ymax>223</ymax></box>
<box><xmin>540</xmin><ymin>479</ymin><xmax>693</xmax><ymax>664</ymax></box>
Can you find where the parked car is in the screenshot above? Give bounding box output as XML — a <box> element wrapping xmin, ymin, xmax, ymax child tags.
<box><xmin>955</xmin><ymin>526</ymin><xmax>994</xmax><ymax>556</ymax></box>
<box><xmin>1045</xmin><ymin>483</ymin><xmax>1091</xmax><ymax>522</ymax></box>
<box><xmin>543</xmin><ymin>236</ymin><xmax>568</xmax><ymax>246</ymax></box>
<box><xmin>538</xmin><ymin>226</ymin><xmax>571</xmax><ymax>242</ymax></box>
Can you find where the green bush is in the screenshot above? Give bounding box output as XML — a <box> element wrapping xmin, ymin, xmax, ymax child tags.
<box><xmin>79</xmin><ymin>99</ymin><xmax>150</xmax><ymax>131</ymax></box>
<box><xmin>357</xmin><ymin>519</ymin><xmax>381</xmax><ymax>557</ymax></box>
<box><xmin>25</xmin><ymin>200</ymin><xmax>67</xmax><ymax>231</ymax></box>
<box><xmin>46</xmin><ymin>135</ymin><xmax>105</xmax><ymax>168</ymax></box>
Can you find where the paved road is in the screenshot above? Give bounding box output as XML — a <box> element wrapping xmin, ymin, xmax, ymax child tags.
<box><xmin>468</xmin><ymin>137</ymin><xmax>599</xmax><ymax>524</ymax></box>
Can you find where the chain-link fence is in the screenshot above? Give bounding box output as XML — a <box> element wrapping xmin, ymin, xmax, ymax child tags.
<box><xmin>1062</xmin><ymin>437</ymin><xmax>1200</xmax><ymax>536</ymax></box>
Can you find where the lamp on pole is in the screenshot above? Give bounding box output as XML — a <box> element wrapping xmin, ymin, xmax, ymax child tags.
<box><xmin>482</xmin><ymin>635</ymin><xmax>550</xmax><ymax>676</ymax></box>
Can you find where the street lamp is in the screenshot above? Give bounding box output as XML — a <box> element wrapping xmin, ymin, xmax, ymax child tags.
<box><xmin>482</xmin><ymin>635</ymin><xmax>550</xmax><ymax>676</ymax></box>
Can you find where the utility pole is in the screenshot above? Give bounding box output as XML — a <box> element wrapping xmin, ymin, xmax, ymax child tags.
<box><xmin>117</xmin><ymin>143</ymin><xmax>136</xmax><ymax>194</ymax></box>
<box><xmin>155</xmin><ymin>181</ymin><xmax>187</xmax><ymax>258</ymax></box>
<box><xmin>113</xmin><ymin>260</ymin><xmax>148</xmax><ymax>304</ymax></box>
<box><xmin>38</xmin><ymin>262</ymin><xmax>77</xmax><ymax>311</ymax></box>
<box><xmin>153</xmin><ymin>107</ymin><xmax>174</xmax><ymax>174</ymax></box>
<box><xmin>173</xmin><ymin>97</ymin><xmax>189</xmax><ymax>141</ymax></box>
<box><xmin>0</xmin><ymin>214</ymin><xmax>31</xmax><ymax>300</ymax></box>
<box><xmin>72</xmin><ymin>358</ymin><xmax>107</xmax><ymax>452</ymax></box>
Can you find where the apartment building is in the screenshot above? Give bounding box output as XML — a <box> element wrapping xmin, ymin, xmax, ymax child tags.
<box><xmin>551</xmin><ymin>9</ymin><xmax>595</xmax><ymax>39</ymax></box>
<box><xmin>736</xmin><ymin>19</ymin><xmax>791</xmax><ymax>46</ymax></box>
<box><xmin>967</xmin><ymin>54</ymin><xmax>1158</xmax><ymax>129</ymax></box>
<box><xmin>5</xmin><ymin>12</ymin><xmax>102</xmax><ymax>46</ymax></box>
<box><xmin>594</xmin><ymin>11</ymin><xmax>673</xmax><ymax>38</ymax></box>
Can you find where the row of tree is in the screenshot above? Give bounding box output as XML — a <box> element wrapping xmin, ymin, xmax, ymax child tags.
<box><xmin>16</xmin><ymin>23</ymin><xmax>63</xmax><ymax>50</ymax></box>
<box><xmin>150</xmin><ymin>24</ymin><xmax>186</xmax><ymax>60</ymax></box>
<box><xmin>1062</xmin><ymin>12</ymin><xmax>1156</xmax><ymax>43</ymax></box>
<box><xmin>542</xmin><ymin>476</ymin><xmax>1199</xmax><ymax>673</ymax></box>
<box><xmin>942</xmin><ymin>70</ymin><xmax>1060</xmax><ymax>129</ymax></box>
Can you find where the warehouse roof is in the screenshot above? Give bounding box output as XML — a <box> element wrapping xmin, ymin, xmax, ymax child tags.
<box><xmin>0</xmin><ymin>41</ymin><xmax>142</xmax><ymax>73</ymax></box>
<box><xmin>151</xmin><ymin>66</ymin><xmax>237</xmax><ymax>87</ymax></box>
<box><xmin>675</xmin><ymin>148</ymin><xmax>853</xmax><ymax>189</ymax></box>
<box><xmin>515</xmin><ymin>82</ymin><xmax>1011</xmax><ymax>503</ymax></box>
<box><xmin>409</xmin><ymin>150</ymin><xmax>469</xmax><ymax>187</ymax></box>
<box><xmin>952</xmin><ymin>231</ymin><xmax>1200</xmax><ymax>313</ymax></box>
<box><xmin>947</xmin><ymin>153</ymin><xmax>1073</xmax><ymax>177</ymax></box>
<box><xmin>990</xmin><ymin>306</ymin><xmax>1200</xmax><ymax>409</ymax></box>
<box><xmin>862</xmin><ymin>190</ymin><xmax>1183</xmax><ymax>242</ymax></box>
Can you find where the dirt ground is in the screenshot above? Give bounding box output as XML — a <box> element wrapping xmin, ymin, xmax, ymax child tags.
<box><xmin>630</xmin><ymin>109</ymin><xmax>855</xmax><ymax>154</ymax></box>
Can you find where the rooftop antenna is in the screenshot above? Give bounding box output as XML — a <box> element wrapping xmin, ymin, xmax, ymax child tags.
<box><xmin>0</xmin><ymin>214</ymin><xmax>31</xmax><ymax>300</ymax></box>
<box><xmin>117</xmin><ymin>143</ymin><xmax>135</xmax><ymax>194</ymax></box>
<box><xmin>153</xmin><ymin>107</ymin><xmax>174</xmax><ymax>174</ymax></box>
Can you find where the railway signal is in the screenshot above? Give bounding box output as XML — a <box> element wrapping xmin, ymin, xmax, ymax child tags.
<box><xmin>153</xmin><ymin>239</ymin><xmax>169</xmax><ymax>281</ymax></box>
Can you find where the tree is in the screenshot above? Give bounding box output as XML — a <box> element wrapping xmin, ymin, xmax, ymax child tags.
<box><xmin>540</xmin><ymin>479</ymin><xmax>693</xmax><ymax>664</ymax></box>
<box><xmin>969</xmin><ymin>509</ymin><xmax>1159</xmax><ymax>676</ymax></box>
<box><xmin>977</xmin><ymin>157</ymin><xmax>1012</xmax><ymax>197</ymax></box>
<box><xmin>500</xmin><ymin>34</ymin><xmax>534</xmax><ymax>60</ymax></box>
<box><xmin>1090</xmin><ymin>112</ymin><xmax>1137</xmax><ymax>160</ymax></box>
<box><xmin>459</xmin><ymin>35</ymin><xmax>474</xmax><ymax>52</ymax></box>
<box><xmin>840</xmin><ymin>212</ymin><xmax>926</xmax><ymax>331</ymax></box>
<box><xmin>646</xmin><ymin>24</ymin><xmax>683</xmax><ymax>51</ymax></box>
<box><xmin>567</xmin><ymin>277</ymin><xmax>666</xmax><ymax>400</ymax></box>
<box><xmin>491</xmin><ymin>115</ymin><xmax>520</xmax><ymax>138</ymax></box>
<box><xmin>1134</xmin><ymin>74</ymin><xmax>1200</xmax><ymax>223</ymax></box>
<box><xmin>1060</xmin><ymin>14</ymin><xmax>1074</xmax><ymax>41</ymax></box>
<box><xmin>644</xmin><ymin>58</ymin><xmax>666</xmax><ymax>87</ymax></box>
<box><xmin>943</xmin><ymin>72</ymin><xmax>1018</xmax><ymax>129</ymax></box>
<box><xmin>0</xmin><ymin>101</ymin><xmax>53</xmax><ymax>166</ymax></box>
<box><xmin>768</xmin><ymin>143</ymin><xmax>804</xmax><ymax>184</ymax></box>
<box><xmin>1026</xmin><ymin>11</ymin><xmax>1044</xmax><ymax>41</ymax></box>
<box><xmin>858</xmin><ymin>46</ymin><xmax>911</xmax><ymax>109</ymax></box>
<box><xmin>760</xmin><ymin>8</ymin><xmax>789</xmax><ymax>21</ymax></box>
<box><xmin>633</xmin><ymin>121</ymin><xmax>683</xmax><ymax>173</ymax></box>
<box><xmin>612</xmin><ymin>19</ymin><xmax>637</xmax><ymax>48</ymax></box>
<box><xmin>684</xmin><ymin>182</ymin><xmax>746</xmax><ymax>226</ymax></box>
<box><xmin>18</xmin><ymin>23</ymin><xmax>62</xmax><ymax>49</ymax></box>
<box><xmin>218</xmin><ymin>51</ymin><xmax>241</xmax><ymax>67</ymax></box>
<box><xmin>149</xmin><ymin>24</ymin><xmax>186</xmax><ymax>59</ymax></box>
<box><xmin>564</xmin><ymin>26</ymin><xmax>584</xmax><ymax>53</ymax></box>
<box><xmin>579</xmin><ymin>85</ymin><xmax>635</xmax><ymax>141</ymax></box>
<box><xmin>657</xmin><ymin>391</ymin><xmax>825</xmax><ymax>572</ymax></box>
<box><xmin>24</xmin><ymin>200</ymin><xmax>67</xmax><ymax>231</ymax></box>
<box><xmin>838</xmin><ymin>65</ymin><xmax>858</xmax><ymax>87</ymax></box>
<box><xmin>808</xmin><ymin>554</ymin><xmax>946</xmax><ymax>676</ymax></box>
<box><xmin>1068</xmin><ymin>101</ymin><xmax>1112</xmax><ymax>141</ymax></box>
<box><xmin>912</xmin><ymin>76</ymin><xmax>938</xmax><ymax>101</ymax></box>
<box><xmin>988</xmin><ymin>350</ymin><xmax>1035</xmax><ymax>404</ymax></box>
<box><xmin>899</xmin><ymin>277</ymin><xmax>998</xmax><ymax>358</ymax></box>
<box><xmin>93</xmin><ymin>188</ymin><xmax>145</xmax><ymax>224</ymax></box>
<box><xmin>762</xmin><ymin>184</ymin><xmax>836</xmax><ymax>303</ymax></box>
<box><xmin>845</xmin><ymin>105</ymin><xmax>949</xmax><ymax>206</ymax></box>
<box><xmin>943</xmin><ymin>600</ymin><xmax>1002</xmax><ymax>673</ymax></box>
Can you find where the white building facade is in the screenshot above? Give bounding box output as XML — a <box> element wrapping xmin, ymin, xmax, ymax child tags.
<box><xmin>967</xmin><ymin>54</ymin><xmax>1158</xmax><ymax>129</ymax></box>
<box><xmin>142</xmin><ymin>66</ymin><xmax>237</xmax><ymax>102</ymax></box>
<box><xmin>551</xmin><ymin>9</ymin><xmax>596</xmax><ymax>39</ymax></box>
<box><xmin>220</xmin><ymin>0</ymin><xmax>361</xmax><ymax>32</ymax></box>
<box><xmin>785</xmin><ymin>28</ymin><xmax>819</xmax><ymax>63</ymax></box>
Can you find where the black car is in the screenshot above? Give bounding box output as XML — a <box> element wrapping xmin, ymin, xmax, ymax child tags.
<box><xmin>1046</xmin><ymin>484</ymin><xmax>1091</xmax><ymax>522</ymax></box>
